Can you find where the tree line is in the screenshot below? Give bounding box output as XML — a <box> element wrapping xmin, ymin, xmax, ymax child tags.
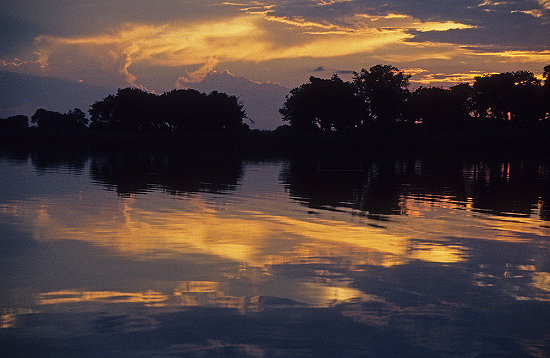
<box><xmin>0</xmin><ymin>88</ymin><xmax>248</xmax><ymax>133</ymax></box>
<box><xmin>279</xmin><ymin>64</ymin><xmax>550</xmax><ymax>132</ymax></box>
<box><xmin>1</xmin><ymin>64</ymin><xmax>550</xmax><ymax>135</ymax></box>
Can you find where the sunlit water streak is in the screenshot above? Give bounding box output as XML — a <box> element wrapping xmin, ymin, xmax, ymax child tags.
<box><xmin>0</xmin><ymin>155</ymin><xmax>549</xmax><ymax>357</ymax></box>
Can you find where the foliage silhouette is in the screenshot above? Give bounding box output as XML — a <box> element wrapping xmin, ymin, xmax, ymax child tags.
<box><xmin>279</xmin><ymin>75</ymin><xmax>364</xmax><ymax>132</ymax></box>
<box><xmin>352</xmin><ymin>65</ymin><xmax>411</xmax><ymax>126</ymax></box>
<box><xmin>281</xmin><ymin>64</ymin><xmax>550</xmax><ymax>134</ymax></box>
<box><xmin>472</xmin><ymin>71</ymin><xmax>545</xmax><ymax>125</ymax></box>
<box><xmin>280</xmin><ymin>156</ymin><xmax>550</xmax><ymax>220</ymax></box>
<box><xmin>1</xmin><ymin>64</ymin><xmax>550</xmax><ymax>150</ymax></box>
<box><xmin>0</xmin><ymin>115</ymin><xmax>28</xmax><ymax>131</ymax></box>
<box><xmin>407</xmin><ymin>84</ymin><xmax>473</xmax><ymax>131</ymax></box>
<box><xmin>31</xmin><ymin>108</ymin><xmax>88</xmax><ymax>131</ymax></box>
<box><xmin>89</xmin><ymin>151</ymin><xmax>243</xmax><ymax>195</ymax></box>
<box><xmin>90</xmin><ymin>87</ymin><xmax>247</xmax><ymax>133</ymax></box>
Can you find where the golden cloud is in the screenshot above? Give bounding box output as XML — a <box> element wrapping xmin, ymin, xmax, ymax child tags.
<box><xmin>7</xmin><ymin>11</ymin><xmax>480</xmax><ymax>87</ymax></box>
<box><xmin>412</xmin><ymin>71</ymin><xmax>488</xmax><ymax>85</ymax></box>
<box><xmin>176</xmin><ymin>57</ymin><xmax>220</xmax><ymax>84</ymax></box>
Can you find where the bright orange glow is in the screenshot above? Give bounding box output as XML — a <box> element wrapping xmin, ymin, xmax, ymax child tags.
<box><xmin>412</xmin><ymin>71</ymin><xmax>488</xmax><ymax>85</ymax></box>
<box><xmin>465</xmin><ymin>49</ymin><xmax>550</xmax><ymax>62</ymax></box>
<box><xmin>38</xmin><ymin>290</ymin><xmax>170</xmax><ymax>306</ymax></box>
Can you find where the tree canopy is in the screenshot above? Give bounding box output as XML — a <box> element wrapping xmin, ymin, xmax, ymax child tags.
<box><xmin>0</xmin><ymin>115</ymin><xmax>28</xmax><ymax>131</ymax></box>
<box><xmin>90</xmin><ymin>88</ymin><xmax>248</xmax><ymax>133</ymax></box>
<box><xmin>3</xmin><ymin>64</ymin><xmax>550</xmax><ymax>138</ymax></box>
<box><xmin>281</xmin><ymin>64</ymin><xmax>550</xmax><ymax>133</ymax></box>
<box><xmin>279</xmin><ymin>75</ymin><xmax>363</xmax><ymax>132</ymax></box>
<box><xmin>31</xmin><ymin>108</ymin><xmax>87</xmax><ymax>131</ymax></box>
<box><xmin>472</xmin><ymin>71</ymin><xmax>544</xmax><ymax>125</ymax></box>
<box><xmin>352</xmin><ymin>65</ymin><xmax>411</xmax><ymax>125</ymax></box>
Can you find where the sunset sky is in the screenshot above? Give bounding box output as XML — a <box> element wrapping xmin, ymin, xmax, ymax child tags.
<box><xmin>2</xmin><ymin>0</ymin><xmax>550</xmax><ymax>129</ymax></box>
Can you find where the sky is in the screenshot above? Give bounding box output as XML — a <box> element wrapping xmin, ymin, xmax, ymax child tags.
<box><xmin>1</xmin><ymin>0</ymin><xmax>550</xmax><ymax>129</ymax></box>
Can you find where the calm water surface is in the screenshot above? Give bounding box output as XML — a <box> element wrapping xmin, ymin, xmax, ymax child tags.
<box><xmin>0</xmin><ymin>150</ymin><xmax>549</xmax><ymax>357</ymax></box>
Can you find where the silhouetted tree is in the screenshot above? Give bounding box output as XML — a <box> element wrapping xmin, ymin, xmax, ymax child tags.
<box><xmin>204</xmin><ymin>91</ymin><xmax>248</xmax><ymax>131</ymax></box>
<box><xmin>352</xmin><ymin>65</ymin><xmax>411</xmax><ymax>126</ymax></box>
<box><xmin>31</xmin><ymin>109</ymin><xmax>66</xmax><ymax>130</ymax></box>
<box><xmin>159</xmin><ymin>89</ymin><xmax>207</xmax><ymax>132</ymax></box>
<box><xmin>472</xmin><ymin>71</ymin><xmax>544</xmax><ymax>125</ymax></box>
<box><xmin>449</xmin><ymin>83</ymin><xmax>475</xmax><ymax>122</ymax></box>
<box><xmin>89</xmin><ymin>94</ymin><xmax>116</xmax><ymax>130</ymax></box>
<box><xmin>408</xmin><ymin>87</ymin><xmax>453</xmax><ymax>129</ymax></box>
<box><xmin>90</xmin><ymin>88</ymin><xmax>161</xmax><ymax>132</ymax></box>
<box><xmin>64</xmin><ymin>108</ymin><xmax>88</xmax><ymax>129</ymax></box>
<box><xmin>407</xmin><ymin>84</ymin><xmax>473</xmax><ymax>131</ymax></box>
<box><xmin>0</xmin><ymin>115</ymin><xmax>28</xmax><ymax>131</ymax></box>
<box><xmin>31</xmin><ymin>108</ymin><xmax>88</xmax><ymax>131</ymax></box>
<box><xmin>280</xmin><ymin>75</ymin><xmax>363</xmax><ymax>132</ymax></box>
<box><xmin>89</xmin><ymin>87</ymin><xmax>247</xmax><ymax>133</ymax></box>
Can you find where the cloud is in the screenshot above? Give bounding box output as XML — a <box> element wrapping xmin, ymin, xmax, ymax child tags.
<box><xmin>7</xmin><ymin>11</ymin><xmax>420</xmax><ymax>88</ymax></box>
<box><xmin>34</xmin><ymin>35</ymin><xmax>137</xmax><ymax>87</ymax></box>
<box><xmin>1</xmin><ymin>59</ymin><xmax>44</xmax><ymax>76</ymax></box>
<box><xmin>176</xmin><ymin>57</ymin><xmax>220</xmax><ymax>84</ymax></box>
<box><xmin>313</xmin><ymin>66</ymin><xmax>326</xmax><ymax>72</ymax></box>
<box><xmin>406</xmin><ymin>11</ymin><xmax>550</xmax><ymax>51</ymax></box>
<box><xmin>267</xmin><ymin>0</ymin><xmax>550</xmax><ymax>51</ymax></box>
<box><xmin>3</xmin><ymin>0</ymin><xmax>549</xmax><ymax>93</ymax></box>
<box><xmin>410</xmin><ymin>71</ymin><xmax>489</xmax><ymax>86</ymax></box>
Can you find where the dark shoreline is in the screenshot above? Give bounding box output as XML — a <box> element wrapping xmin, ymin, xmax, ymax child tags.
<box><xmin>1</xmin><ymin>126</ymin><xmax>550</xmax><ymax>161</ymax></box>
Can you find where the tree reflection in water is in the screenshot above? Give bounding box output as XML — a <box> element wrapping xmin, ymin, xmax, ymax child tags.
<box><xmin>280</xmin><ymin>156</ymin><xmax>550</xmax><ymax>220</ymax></box>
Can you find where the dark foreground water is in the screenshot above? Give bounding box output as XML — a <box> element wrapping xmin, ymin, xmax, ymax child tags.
<box><xmin>0</xmin><ymin>149</ymin><xmax>549</xmax><ymax>357</ymax></box>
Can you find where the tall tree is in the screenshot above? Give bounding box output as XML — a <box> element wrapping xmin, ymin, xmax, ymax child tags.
<box><xmin>64</xmin><ymin>108</ymin><xmax>88</xmax><ymax>129</ymax></box>
<box><xmin>472</xmin><ymin>71</ymin><xmax>544</xmax><ymax>125</ymax></box>
<box><xmin>89</xmin><ymin>94</ymin><xmax>116</xmax><ymax>130</ymax></box>
<box><xmin>407</xmin><ymin>84</ymin><xmax>473</xmax><ymax>131</ymax></box>
<box><xmin>31</xmin><ymin>109</ymin><xmax>65</xmax><ymax>130</ymax></box>
<box><xmin>280</xmin><ymin>75</ymin><xmax>363</xmax><ymax>132</ymax></box>
<box><xmin>352</xmin><ymin>65</ymin><xmax>411</xmax><ymax>126</ymax></box>
<box><xmin>90</xmin><ymin>87</ymin><xmax>247</xmax><ymax>133</ymax></box>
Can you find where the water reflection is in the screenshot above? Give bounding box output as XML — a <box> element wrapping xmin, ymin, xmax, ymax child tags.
<box><xmin>281</xmin><ymin>157</ymin><xmax>550</xmax><ymax>220</ymax></box>
<box><xmin>90</xmin><ymin>151</ymin><xmax>243</xmax><ymax>195</ymax></box>
<box><xmin>0</xmin><ymin>150</ymin><xmax>549</xmax><ymax>357</ymax></box>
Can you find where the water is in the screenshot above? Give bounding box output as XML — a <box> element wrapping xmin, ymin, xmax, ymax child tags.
<box><xmin>0</xmin><ymin>150</ymin><xmax>549</xmax><ymax>357</ymax></box>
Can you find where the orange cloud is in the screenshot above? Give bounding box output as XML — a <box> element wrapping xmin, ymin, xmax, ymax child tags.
<box><xmin>6</xmin><ymin>10</ymin><xmax>480</xmax><ymax>88</ymax></box>
<box><xmin>176</xmin><ymin>57</ymin><xmax>220</xmax><ymax>84</ymax></box>
<box><xmin>412</xmin><ymin>71</ymin><xmax>488</xmax><ymax>85</ymax></box>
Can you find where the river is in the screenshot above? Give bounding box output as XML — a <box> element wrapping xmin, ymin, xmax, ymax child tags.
<box><xmin>0</xmin><ymin>149</ymin><xmax>549</xmax><ymax>357</ymax></box>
